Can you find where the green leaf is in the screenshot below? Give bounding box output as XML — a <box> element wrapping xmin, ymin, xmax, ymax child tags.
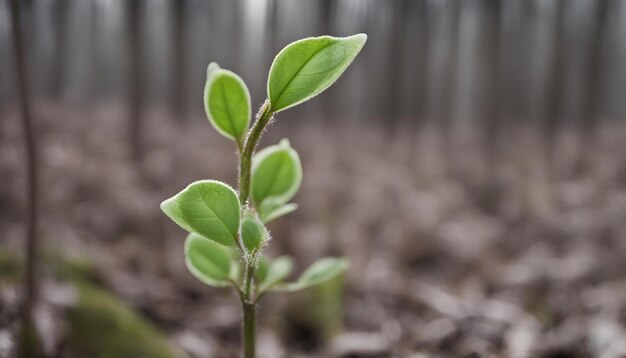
<box><xmin>252</xmin><ymin>139</ymin><xmax>302</xmax><ymax>217</ymax></box>
<box><xmin>229</xmin><ymin>260</ymin><xmax>241</xmax><ymax>284</ymax></box>
<box><xmin>206</xmin><ymin>62</ymin><xmax>220</xmax><ymax>79</ymax></box>
<box><xmin>258</xmin><ymin>256</ymin><xmax>294</xmax><ymax>293</ymax></box>
<box><xmin>204</xmin><ymin>62</ymin><xmax>251</xmax><ymax>143</ymax></box>
<box><xmin>283</xmin><ymin>258</ymin><xmax>348</xmax><ymax>292</ymax></box>
<box><xmin>255</xmin><ymin>256</ymin><xmax>270</xmax><ymax>283</ymax></box>
<box><xmin>260</xmin><ymin>203</ymin><xmax>298</xmax><ymax>223</ymax></box>
<box><xmin>161</xmin><ymin>180</ymin><xmax>240</xmax><ymax>246</ymax></box>
<box><xmin>226</xmin><ymin>247</ymin><xmax>242</xmax><ymax>283</ymax></box>
<box><xmin>184</xmin><ymin>233</ymin><xmax>231</xmax><ymax>287</ymax></box>
<box><xmin>241</xmin><ymin>213</ymin><xmax>268</xmax><ymax>254</ymax></box>
<box><xmin>268</xmin><ymin>33</ymin><xmax>367</xmax><ymax>112</ymax></box>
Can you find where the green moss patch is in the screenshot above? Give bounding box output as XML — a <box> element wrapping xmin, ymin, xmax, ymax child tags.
<box><xmin>66</xmin><ymin>284</ymin><xmax>181</xmax><ymax>358</ymax></box>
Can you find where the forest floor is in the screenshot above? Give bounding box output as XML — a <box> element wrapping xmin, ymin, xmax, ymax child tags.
<box><xmin>1</xmin><ymin>102</ymin><xmax>626</xmax><ymax>357</ymax></box>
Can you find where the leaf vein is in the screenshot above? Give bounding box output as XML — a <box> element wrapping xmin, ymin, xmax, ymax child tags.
<box><xmin>273</xmin><ymin>41</ymin><xmax>338</xmax><ymax>107</ymax></box>
<box><xmin>194</xmin><ymin>186</ymin><xmax>236</xmax><ymax>240</ymax></box>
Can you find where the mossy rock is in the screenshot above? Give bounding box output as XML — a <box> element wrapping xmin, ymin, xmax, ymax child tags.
<box><xmin>0</xmin><ymin>247</ymin><xmax>98</xmax><ymax>284</ymax></box>
<box><xmin>0</xmin><ymin>247</ymin><xmax>183</xmax><ymax>357</ymax></box>
<box><xmin>66</xmin><ymin>283</ymin><xmax>183</xmax><ymax>358</ymax></box>
<box><xmin>48</xmin><ymin>252</ymin><xmax>100</xmax><ymax>283</ymax></box>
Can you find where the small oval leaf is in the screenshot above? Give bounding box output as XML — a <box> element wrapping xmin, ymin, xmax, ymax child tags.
<box><xmin>251</xmin><ymin>139</ymin><xmax>302</xmax><ymax>217</ymax></box>
<box><xmin>284</xmin><ymin>258</ymin><xmax>348</xmax><ymax>292</ymax></box>
<box><xmin>161</xmin><ymin>180</ymin><xmax>240</xmax><ymax>246</ymax></box>
<box><xmin>268</xmin><ymin>34</ymin><xmax>367</xmax><ymax>112</ymax></box>
<box><xmin>258</xmin><ymin>256</ymin><xmax>294</xmax><ymax>293</ymax></box>
<box><xmin>185</xmin><ymin>233</ymin><xmax>231</xmax><ymax>287</ymax></box>
<box><xmin>204</xmin><ymin>64</ymin><xmax>251</xmax><ymax>142</ymax></box>
<box><xmin>260</xmin><ymin>203</ymin><xmax>298</xmax><ymax>223</ymax></box>
<box><xmin>241</xmin><ymin>213</ymin><xmax>268</xmax><ymax>254</ymax></box>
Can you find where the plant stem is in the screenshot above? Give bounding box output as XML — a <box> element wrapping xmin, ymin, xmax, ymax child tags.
<box><xmin>239</xmin><ymin>101</ymin><xmax>273</xmax><ymax>206</ymax></box>
<box><xmin>238</xmin><ymin>238</ymin><xmax>258</xmax><ymax>358</ymax></box>
<box><xmin>10</xmin><ymin>0</ymin><xmax>40</xmax><ymax>355</ymax></box>
<box><xmin>243</xmin><ymin>260</ymin><xmax>255</xmax><ymax>298</ymax></box>
<box><xmin>236</xmin><ymin>100</ymin><xmax>274</xmax><ymax>358</ymax></box>
<box><xmin>241</xmin><ymin>299</ymin><xmax>256</xmax><ymax>358</ymax></box>
<box><xmin>240</xmin><ymin>246</ymin><xmax>257</xmax><ymax>357</ymax></box>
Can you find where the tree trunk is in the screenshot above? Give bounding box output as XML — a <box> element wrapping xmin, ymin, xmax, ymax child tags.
<box><xmin>543</xmin><ymin>0</ymin><xmax>566</xmax><ymax>179</ymax></box>
<box><xmin>576</xmin><ymin>0</ymin><xmax>610</xmax><ymax>175</ymax></box>
<box><xmin>439</xmin><ymin>0</ymin><xmax>460</xmax><ymax>174</ymax></box>
<box><xmin>128</xmin><ymin>0</ymin><xmax>143</xmax><ymax>163</ymax></box>
<box><xmin>482</xmin><ymin>0</ymin><xmax>502</xmax><ymax>177</ymax></box>
<box><xmin>413</xmin><ymin>0</ymin><xmax>429</xmax><ymax>134</ymax></box>
<box><xmin>50</xmin><ymin>0</ymin><xmax>68</xmax><ymax>98</ymax></box>
<box><xmin>319</xmin><ymin>0</ymin><xmax>333</xmax><ymax>122</ymax></box>
<box><xmin>171</xmin><ymin>0</ymin><xmax>186</xmax><ymax>121</ymax></box>
<box><xmin>385</xmin><ymin>0</ymin><xmax>410</xmax><ymax>137</ymax></box>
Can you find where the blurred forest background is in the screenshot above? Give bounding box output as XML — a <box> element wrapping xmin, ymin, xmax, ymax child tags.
<box><xmin>2</xmin><ymin>0</ymin><xmax>626</xmax><ymax>357</ymax></box>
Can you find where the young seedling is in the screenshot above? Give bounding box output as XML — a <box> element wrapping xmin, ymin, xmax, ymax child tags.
<box><xmin>161</xmin><ymin>34</ymin><xmax>367</xmax><ymax>357</ymax></box>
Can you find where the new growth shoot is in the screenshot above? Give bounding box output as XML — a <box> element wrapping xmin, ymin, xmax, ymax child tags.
<box><xmin>160</xmin><ymin>34</ymin><xmax>367</xmax><ymax>358</ymax></box>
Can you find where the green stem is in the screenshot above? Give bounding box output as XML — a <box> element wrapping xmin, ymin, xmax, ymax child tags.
<box><xmin>236</xmin><ymin>100</ymin><xmax>274</xmax><ymax>358</ymax></box>
<box><xmin>241</xmin><ymin>257</ymin><xmax>257</xmax><ymax>357</ymax></box>
<box><xmin>241</xmin><ymin>298</ymin><xmax>256</xmax><ymax>358</ymax></box>
<box><xmin>243</xmin><ymin>260</ymin><xmax>255</xmax><ymax>299</ymax></box>
<box><xmin>239</xmin><ymin>101</ymin><xmax>273</xmax><ymax>206</ymax></box>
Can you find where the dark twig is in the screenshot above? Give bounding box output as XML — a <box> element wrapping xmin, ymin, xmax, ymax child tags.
<box><xmin>10</xmin><ymin>0</ymin><xmax>40</xmax><ymax>355</ymax></box>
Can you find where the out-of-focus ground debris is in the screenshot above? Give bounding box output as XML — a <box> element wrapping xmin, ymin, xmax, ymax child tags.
<box><xmin>329</xmin><ymin>332</ymin><xmax>391</xmax><ymax>357</ymax></box>
<box><xmin>2</xmin><ymin>104</ymin><xmax>626</xmax><ymax>356</ymax></box>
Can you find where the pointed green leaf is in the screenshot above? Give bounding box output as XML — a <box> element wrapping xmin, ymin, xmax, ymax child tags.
<box><xmin>161</xmin><ymin>180</ymin><xmax>240</xmax><ymax>246</ymax></box>
<box><xmin>268</xmin><ymin>33</ymin><xmax>367</xmax><ymax>112</ymax></box>
<box><xmin>185</xmin><ymin>233</ymin><xmax>231</xmax><ymax>287</ymax></box>
<box><xmin>258</xmin><ymin>256</ymin><xmax>294</xmax><ymax>293</ymax></box>
<box><xmin>241</xmin><ymin>213</ymin><xmax>268</xmax><ymax>254</ymax></box>
<box><xmin>260</xmin><ymin>203</ymin><xmax>298</xmax><ymax>223</ymax></box>
<box><xmin>283</xmin><ymin>258</ymin><xmax>348</xmax><ymax>292</ymax></box>
<box><xmin>252</xmin><ymin>139</ymin><xmax>302</xmax><ymax>217</ymax></box>
<box><xmin>204</xmin><ymin>63</ymin><xmax>251</xmax><ymax>142</ymax></box>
